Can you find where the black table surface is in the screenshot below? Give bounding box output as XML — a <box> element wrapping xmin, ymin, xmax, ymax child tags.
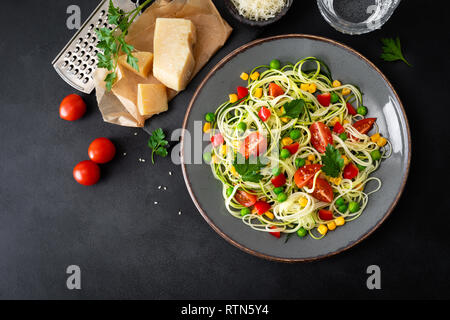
<box><xmin>0</xmin><ymin>0</ymin><xmax>449</xmax><ymax>299</ymax></box>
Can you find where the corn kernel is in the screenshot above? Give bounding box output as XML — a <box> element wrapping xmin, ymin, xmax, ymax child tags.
<box><xmin>220</xmin><ymin>145</ymin><xmax>227</xmax><ymax>156</ymax></box>
<box><xmin>232</xmin><ymin>140</ymin><xmax>240</xmax><ymax>150</ymax></box>
<box><xmin>229</xmin><ymin>94</ymin><xmax>238</xmax><ymax>103</ymax></box>
<box><xmin>332</xmin><ymin>80</ymin><xmax>342</xmax><ymax>88</ymax></box>
<box><xmin>308</xmin><ymin>83</ymin><xmax>317</xmax><ymax>94</ymax></box>
<box><xmin>307</xmin><ymin>154</ymin><xmax>315</xmax><ymax>161</ymax></box>
<box><xmin>282</xmin><ymin>137</ymin><xmax>293</xmax><ymax>146</ymax></box>
<box><xmin>318</xmin><ymin>224</ymin><xmax>328</xmax><ymax>236</ymax></box>
<box><xmin>300</xmin><ymin>83</ymin><xmax>309</xmax><ymax>91</ymax></box>
<box><xmin>342</xmin><ymin>88</ymin><xmax>351</xmax><ymax>96</ymax></box>
<box><xmin>212</xmin><ymin>155</ymin><xmax>219</xmax><ymax>164</ymax></box>
<box><xmin>299</xmin><ymin>197</ymin><xmax>308</xmax><ymax>207</ymax></box>
<box><xmin>341</xmin><ymin>155</ymin><xmax>350</xmax><ymax>165</ymax></box>
<box><xmin>250</xmin><ymin>72</ymin><xmax>260</xmax><ymax>81</ymax></box>
<box><xmin>355</xmin><ymin>183</ymin><xmax>365</xmax><ymax>191</ymax></box>
<box><xmin>377</xmin><ymin>137</ymin><xmax>387</xmax><ymax>147</ymax></box>
<box><xmin>254</xmin><ymin>88</ymin><xmax>263</xmax><ymax>98</ymax></box>
<box><xmin>230</xmin><ymin>166</ymin><xmax>239</xmax><ymax>177</ymax></box>
<box><xmin>280</xmin><ymin>106</ymin><xmax>285</xmax><ymax>114</ymax></box>
<box><xmin>330</xmin><ymin>117</ymin><xmax>340</xmax><ymax>126</ymax></box>
<box><xmin>305</xmin><ymin>160</ymin><xmax>312</xmax><ymax>165</ymax></box>
<box><xmin>371</xmin><ymin>133</ymin><xmax>381</xmax><ymax>143</ymax></box>
<box><xmin>265</xmin><ymin>211</ymin><xmax>274</xmax><ymax>220</ymax></box>
<box><xmin>240</xmin><ymin>72</ymin><xmax>249</xmax><ymax>81</ymax></box>
<box><xmin>335</xmin><ymin>217</ymin><xmax>346</xmax><ymax>226</ymax></box>
<box><xmin>330</xmin><ymin>177</ymin><xmax>342</xmax><ymax>185</ymax></box>
<box><xmin>343</xmin><ymin>119</ymin><xmax>350</xmax><ymax>125</ymax></box>
<box><xmin>203</xmin><ymin>122</ymin><xmax>211</xmax><ymax>133</ymax></box>
<box><xmin>327</xmin><ymin>221</ymin><xmax>337</xmax><ymax>231</ymax></box>
<box><xmin>280</xmin><ymin>117</ymin><xmax>290</xmax><ymax>123</ymax></box>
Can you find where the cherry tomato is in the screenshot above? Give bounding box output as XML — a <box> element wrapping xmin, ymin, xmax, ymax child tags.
<box><xmin>333</xmin><ymin>121</ymin><xmax>345</xmax><ymax>134</ymax></box>
<box><xmin>343</xmin><ymin>163</ymin><xmax>359</xmax><ymax>180</ymax></box>
<box><xmin>254</xmin><ymin>200</ymin><xmax>271</xmax><ymax>215</ymax></box>
<box><xmin>73</xmin><ymin>160</ymin><xmax>100</xmax><ymax>186</ymax></box>
<box><xmin>294</xmin><ymin>164</ymin><xmax>323</xmax><ymax>188</ymax></box>
<box><xmin>269</xmin><ymin>226</ymin><xmax>281</xmax><ymax>238</ymax></box>
<box><xmin>318</xmin><ymin>209</ymin><xmax>334</xmax><ymax>221</ymax></box>
<box><xmin>211</xmin><ymin>133</ymin><xmax>224</xmax><ymax>147</ymax></box>
<box><xmin>308</xmin><ymin>177</ymin><xmax>334</xmax><ymax>203</ymax></box>
<box><xmin>282</xmin><ymin>142</ymin><xmax>299</xmax><ymax>155</ymax></box>
<box><xmin>60</xmin><ymin>94</ymin><xmax>87</xmax><ymax>121</ymax></box>
<box><xmin>237</xmin><ymin>86</ymin><xmax>249</xmax><ymax>100</ymax></box>
<box><xmin>235</xmin><ymin>190</ymin><xmax>257</xmax><ymax>207</ymax></box>
<box><xmin>269</xmin><ymin>83</ymin><xmax>284</xmax><ymax>97</ymax></box>
<box><xmin>346</xmin><ymin>102</ymin><xmax>357</xmax><ymax>116</ymax></box>
<box><xmin>258</xmin><ymin>106</ymin><xmax>271</xmax><ymax>122</ymax></box>
<box><xmin>353</xmin><ymin>118</ymin><xmax>376</xmax><ymax>135</ymax></box>
<box><xmin>271</xmin><ymin>174</ymin><xmax>286</xmax><ymax>188</ymax></box>
<box><xmin>310</xmin><ymin>122</ymin><xmax>333</xmax><ymax>153</ymax></box>
<box><xmin>88</xmin><ymin>138</ymin><xmax>116</xmax><ymax>164</ymax></box>
<box><xmin>317</xmin><ymin>93</ymin><xmax>331</xmax><ymax>107</ymax></box>
<box><xmin>240</xmin><ymin>132</ymin><xmax>267</xmax><ymax>159</ymax></box>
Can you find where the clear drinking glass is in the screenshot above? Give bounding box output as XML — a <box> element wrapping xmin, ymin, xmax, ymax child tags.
<box><xmin>317</xmin><ymin>0</ymin><xmax>401</xmax><ymax>35</ymax></box>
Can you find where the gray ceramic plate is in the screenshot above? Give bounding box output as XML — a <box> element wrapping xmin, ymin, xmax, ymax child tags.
<box><xmin>181</xmin><ymin>35</ymin><xmax>411</xmax><ymax>262</ymax></box>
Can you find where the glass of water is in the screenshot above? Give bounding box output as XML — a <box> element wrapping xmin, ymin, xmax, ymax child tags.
<box><xmin>317</xmin><ymin>0</ymin><xmax>401</xmax><ymax>35</ymax></box>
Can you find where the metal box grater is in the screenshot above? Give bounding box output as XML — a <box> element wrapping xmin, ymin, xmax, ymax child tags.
<box><xmin>52</xmin><ymin>0</ymin><xmax>137</xmax><ymax>94</ymax></box>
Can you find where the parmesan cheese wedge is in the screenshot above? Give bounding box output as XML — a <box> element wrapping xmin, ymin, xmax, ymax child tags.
<box><xmin>118</xmin><ymin>51</ymin><xmax>154</xmax><ymax>79</ymax></box>
<box><xmin>137</xmin><ymin>84</ymin><xmax>168</xmax><ymax>119</ymax></box>
<box><xmin>153</xmin><ymin>18</ymin><xmax>197</xmax><ymax>91</ymax></box>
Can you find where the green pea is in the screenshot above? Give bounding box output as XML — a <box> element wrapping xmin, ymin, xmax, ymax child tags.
<box><xmin>330</xmin><ymin>92</ymin><xmax>339</xmax><ymax>103</ymax></box>
<box><xmin>289</xmin><ymin>129</ymin><xmax>301</xmax><ymax>140</ymax></box>
<box><xmin>272</xmin><ymin>167</ymin><xmax>281</xmax><ymax>176</ymax></box>
<box><xmin>280</xmin><ymin>149</ymin><xmax>291</xmax><ymax>159</ymax></box>
<box><xmin>356</xmin><ymin>163</ymin><xmax>366</xmax><ymax>171</ymax></box>
<box><xmin>338</xmin><ymin>203</ymin><xmax>348</xmax><ymax>213</ymax></box>
<box><xmin>371</xmin><ymin>149</ymin><xmax>382</xmax><ymax>161</ymax></box>
<box><xmin>273</xmin><ymin>187</ymin><xmax>284</xmax><ymax>195</ymax></box>
<box><xmin>295</xmin><ymin>158</ymin><xmax>306</xmax><ymax>168</ymax></box>
<box><xmin>277</xmin><ymin>192</ymin><xmax>288</xmax><ymax>202</ymax></box>
<box><xmin>335</xmin><ymin>197</ymin><xmax>346</xmax><ymax>206</ymax></box>
<box><xmin>270</xmin><ymin>59</ymin><xmax>281</xmax><ymax>70</ymax></box>
<box><xmin>357</xmin><ymin>106</ymin><xmax>368</xmax><ymax>116</ymax></box>
<box><xmin>237</xmin><ymin>122</ymin><xmax>247</xmax><ymax>132</ymax></box>
<box><xmin>297</xmin><ymin>227</ymin><xmax>307</xmax><ymax>238</ymax></box>
<box><xmin>240</xmin><ymin>208</ymin><xmax>251</xmax><ymax>216</ymax></box>
<box><xmin>226</xmin><ymin>187</ymin><xmax>234</xmax><ymax>197</ymax></box>
<box><xmin>339</xmin><ymin>133</ymin><xmax>348</xmax><ymax>141</ymax></box>
<box><xmin>203</xmin><ymin>152</ymin><xmax>212</xmax><ymax>163</ymax></box>
<box><xmin>205</xmin><ymin>112</ymin><xmax>215</xmax><ymax>122</ymax></box>
<box><xmin>348</xmin><ymin>201</ymin><xmax>360</xmax><ymax>213</ymax></box>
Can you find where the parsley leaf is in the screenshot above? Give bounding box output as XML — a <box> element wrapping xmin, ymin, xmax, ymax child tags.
<box><xmin>380</xmin><ymin>37</ymin><xmax>411</xmax><ymax>66</ymax></box>
<box><xmin>233</xmin><ymin>153</ymin><xmax>266</xmax><ymax>183</ymax></box>
<box><xmin>283</xmin><ymin>99</ymin><xmax>305</xmax><ymax>119</ymax></box>
<box><xmin>148</xmin><ymin>128</ymin><xmax>169</xmax><ymax>164</ymax></box>
<box><xmin>321</xmin><ymin>144</ymin><xmax>344</xmax><ymax>178</ymax></box>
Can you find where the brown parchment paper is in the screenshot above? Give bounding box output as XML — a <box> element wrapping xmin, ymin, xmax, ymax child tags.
<box><xmin>93</xmin><ymin>0</ymin><xmax>232</xmax><ymax>127</ymax></box>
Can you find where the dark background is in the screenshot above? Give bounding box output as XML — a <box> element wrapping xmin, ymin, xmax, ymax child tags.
<box><xmin>0</xmin><ymin>0</ymin><xmax>448</xmax><ymax>299</ymax></box>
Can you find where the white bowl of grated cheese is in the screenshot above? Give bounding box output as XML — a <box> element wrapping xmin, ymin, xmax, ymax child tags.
<box><xmin>225</xmin><ymin>0</ymin><xmax>293</xmax><ymax>27</ymax></box>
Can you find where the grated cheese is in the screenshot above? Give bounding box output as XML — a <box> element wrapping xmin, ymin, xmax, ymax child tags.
<box><xmin>231</xmin><ymin>0</ymin><xmax>286</xmax><ymax>21</ymax></box>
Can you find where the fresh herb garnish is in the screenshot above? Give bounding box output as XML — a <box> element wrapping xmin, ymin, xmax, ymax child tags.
<box><xmin>380</xmin><ymin>37</ymin><xmax>411</xmax><ymax>66</ymax></box>
<box><xmin>148</xmin><ymin>128</ymin><xmax>169</xmax><ymax>164</ymax></box>
<box><xmin>282</xmin><ymin>99</ymin><xmax>305</xmax><ymax>119</ymax></box>
<box><xmin>96</xmin><ymin>0</ymin><xmax>154</xmax><ymax>90</ymax></box>
<box><xmin>321</xmin><ymin>144</ymin><xmax>344</xmax><ymax>178</ymax></box>
<box><xmin>233</xmin><ymin>153</ymin><xmax>266</xmax><ymax>183</ymax></box>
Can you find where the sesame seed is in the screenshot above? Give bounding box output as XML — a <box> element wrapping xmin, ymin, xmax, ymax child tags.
<box><xmin>154</xmin><ymin>201</ymin><xmax>158</xmax><ymax>205</ymax></box>
<box><xmin>178</xmin><ymin>211</ymin><xmax>182</xmax><ymax>215</ymax></box>
<box><xmin>169</xmin><ymin>171</ymin><xmax>173</xmax><ymax>176</ymax></box>
<box><xmin>134</xmin><ymin>132</ymin><xmax>138</xmax><ymax>136</ymax></box>
<box><xmin>163</xmin><ymin>187</ymin><xmax>167</xmax><ymax>190</ymax></box>
<box><xmin>158</xmin><ymin>186</ymin><xmax>162</xmax><ymax>190</ymax></box>
<box><xmin>123</xmin><ymin>153</ymin><xmax>127</xmax><ymax>156</ymax></box>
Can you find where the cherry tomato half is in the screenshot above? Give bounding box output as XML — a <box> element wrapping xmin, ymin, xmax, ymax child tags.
<box><xmin>333</xmin><ymin>121</ymin><xmax>345</xmax><ymax>134</ymax></box>
<box><xmin>269</xmin><ymin>83</ymin><xmax>284</xmax><ymax>98</ymax></box>
<box><xmin>271</xmin><ymin>174</ymin><xmax>286</xmax><ymax>188</ymax></box>
<box><xmin>258</xmin><ymin>106</ymin><xmax>271</xmax><ymax>122</ymax></box>
<box><xmin>308</xmin><ymin>177</ymin><xmax>334</xmax><ymax>203</ymax></box>
<box><xmin>240</xmin><ymin>132</ymin><xmax>267</xmax><ymax>159</ymax></box>
<box><xmin>317</xmin><ymin>93</ymin><xmax>331</xmax><ymax>107</ymax></box>
<box><xmin>235</xmin><ymin>190</ymin><xmax>257</xmax><ymax>207</ymax></box>
<box><xmin>343</xmin><ymin>163</ymin><xmax>359</xmax><ymax>180</ymax></box>
<box><xmin>294</xmin><ymin>164</ymin><xmax>323</xmax><ymax>188</ymax></box>
<box><xmin>353</xmin><ymin>118</ymin><xmax>376</xmax><ymax>135</ymax></box>
<box><xmin>88</xmin><ymin>138</ymin><xmax>116</xmax><ymax>164</ymax></box>
<box><xmin>60</xmin><ymin>94</ymin><xmax>86</xmax><ymax>121</ymax></box>
<box><xmin>269</xmin><ymin>226</ymin><xmax>281</xmax><ymax>238</ymax></box>
<box><xmin>282</xmin><ymin>142</ymin><xmax>299</xmax><ymax>155</ymax></box>
<box><xmin>310</xmin><ymin>122</ymin><xmax>333</xmax><ymax>153</ymax></box>
<box><xmin>73</xmin><ymin>160</ymin><xmax>100</xmax><ymax>186</ymax></box>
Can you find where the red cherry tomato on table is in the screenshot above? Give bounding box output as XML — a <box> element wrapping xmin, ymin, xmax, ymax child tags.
<box><xmin>269</xmin><ymin>83</ymin><xmax>284</xmax><ymax>98</ymax></box>
<box><xmin>282</xmin><ymin>142</ymin><xmax>299</xmax><ymax>155</ymax></box>
<box><xmin>271</xmin><ymin>174</ymin><xmax>286</xmax><ymax>188</ymax></box>
<box><xmin>346</xmin><ymin>102</ymin><xmax>357</xmax><ymax>116</ymax></box>
<box><xmin>294</xmin><ymin>164</ymin><xmax>323</xmax><ymax>188</ymax></box>
<box><xmin>258</xmin><ymin>106</ymin><xmax>271</xmax><ymax>122</ymax></box>
<box><xmin>211</xmin><ymin>133</ymin><xmax>224</xmax><ymax>147</ymax></box>
<box><xmin>88</xmin><ymin>138</ymin><xmax>116</xmax><ymax>164</ymax></box>
<box><xmin>310</xmin><ymin>122</ymin><xmax>333</xmax><ymax>153</ymax></box>
<box><xmin>308</xmin><ymin>177</ymin><xmax>334</xmax><ymax>203</ymax></box>
<box><xmin>73</xmin><ymin>160</ymin><xmax>100</xmax><ymax>186</ymax></box>
<box><xmin>343</xmin><ymin>163</ymin><xmax>359</xmax><ymax>180</ymax></box>
<box><xmin>237</xmin><ymin>86</ymin><xmax>249</xmax><ymax>100</ymax></box>
<box><xmin>60</xmin><ymin>94</ymin><xmax>86</xmax><ymax>121</ymax></box>
<box><xmin>352</xmin><ymin>118</ymin><xmax>377</xmax><ymax>135</ymax></box>
<box><xmin>240</xmin><ymin>132</ymin><xmax>267</xmax><ymax>159</ymax></box>
<box><xmin>333</xmin><ymin>121</ymin><xmax>345</xmax><ymax>134</ymax></box>
<box><xmin>254</xmin><ymin>200</ymin><xmax>271</xmax><ymax>215</ymax></box>
<box><xmin>318</xmin><ymin>209</ymin><xmax>334</xmax><ymax>221</ymax></box>
<box><xmin>235</xmin><ymin>190</ymin><xmax>257</xmax><ymax>207</ymax></box>
<box><xmin>317</xmin><ymin>93</ymin><xmax>331</xmax><ymax>107</ymax></box>
<box><xmin>269</xmin><ymin>226</ymin><xmax>281</xmax><ymax>238</ymax></box>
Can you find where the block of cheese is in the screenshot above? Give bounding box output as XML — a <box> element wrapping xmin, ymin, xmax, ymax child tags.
<box><xmin>137</xmin><ymin>84</ymin><xmax>168</xmax><ymax>119</ymax></box>
<box><xmin>153</xmin><ymin>18</ymin><xmax>197</xmax><ymax>91</ymax></box>
<box><xmin>118</xmin><ymin>52</ymin><xmax>154</xmax><ymax>79</ymax></box>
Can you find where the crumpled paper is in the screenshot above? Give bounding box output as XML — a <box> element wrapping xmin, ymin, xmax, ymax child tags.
<box><xmin>94</xmin><ymin>0</ymin><xmax>232</xmax><ymax>127</ymax></box>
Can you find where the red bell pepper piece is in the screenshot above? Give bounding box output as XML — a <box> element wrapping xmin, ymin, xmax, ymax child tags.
<box><xmin>271</xmin><ymin>174</ymin><xmax>286</xmax><ymax>188</ymax></box>
<box><xmin>211</xmin><ymin>133</ymin><xmax>224</xmax><ymax>147</ymax></box>
<box><xmin>346</xmin><ymin>102</ymin><xmax>357</xmax><ymax>116</ymax></box>
<box><xmin>269</xmin><ymin>83</ymin><xmax>284</xmax><ymax>97</ymax></box>
<box><xmin>269</xmin><ymin>226</ymin><xmax>281</xmax><ymax>238</ymax></box>
<box><xmin>258</xmin><ymin>107</ymin><xmax>271</xmax><ymax>122</ymax></box>
<box><xmin>343</xmin><ymin>163</ymin><xmax>359</xmax><ymax>180</ymax></box>
<box><xmin>282</xmin><ymin>142</ymin><xmax>299</xmax><ymax>155</ymax></box>
<box><xmin>254</xmin><ymin>201</ymin><xmax>271</xmax><ymax>215</ymax></box>
<box><xmin>237</xmin><ymin>86</ymin><xmax>249</xmax><ymax>100</ymax></box>
<box><xmin>333</xmin><ymin>121</ymin><xmax>345</xmax><ymax>134</ymax></box>
<box><xmin>318</xmin><ymin>209</ymin><xmax>334</xmax><ymax>221</ymax></box>
<box><xmin>317</xmin><ymin>93</ymin><xmax>331</xmax><ymax>107</ymax></box>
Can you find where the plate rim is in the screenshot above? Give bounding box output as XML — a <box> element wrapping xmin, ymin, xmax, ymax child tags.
<box><xmin>181</xmin><ymin>34</ymin><xmax>411</xmax><ymax>263</ymax></box>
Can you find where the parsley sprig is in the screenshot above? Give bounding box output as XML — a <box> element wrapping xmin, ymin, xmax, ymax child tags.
<box><xmin>148</xmin><ymin>128</ymin><xmax>169</xmax><ymax>164</ymax></box>
<box><xmin>233</xmin><ymin>154</ymin><xmax>267</xmax><ymax>183</ymax></box>
<box><xmin>321</xmin><ymin>144</ymin><xmax>344</xmax><ymax>178</ymax></box>
<box><xmin>380</xmin><ymin>37</ymin><xmax>411</xmax><ymax>67</ymax></box>
<box><xmin>282</xmin><ymin>99</ymin><xmax>305</xmax><ymax>119</ymax></box>
<box><xmin>96</xmin><ymin>0</ymin><xmax>154</xmax><ymax>90</ymax></box>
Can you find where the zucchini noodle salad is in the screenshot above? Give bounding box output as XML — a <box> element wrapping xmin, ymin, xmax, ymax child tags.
<box><xmin>202</xmin><ymin>57</ymin><xmax>392</xmax><ymax>241</ymax></box>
